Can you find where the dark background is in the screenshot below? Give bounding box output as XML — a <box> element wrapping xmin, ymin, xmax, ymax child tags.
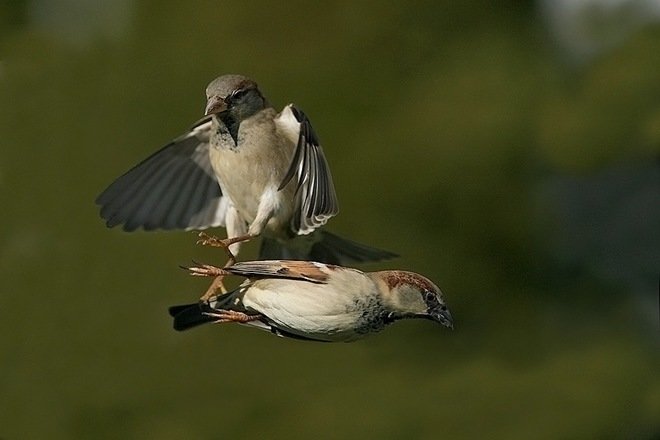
<box><xmin>1</xmin><ymin>1</ymin><xmax>659</xmax><ymax>438</ymax></box>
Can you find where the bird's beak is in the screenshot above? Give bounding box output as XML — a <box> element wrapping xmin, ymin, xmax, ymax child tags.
<box><xmin>429</xmin><ymin>306</ymin><xmax>454</xmax><ymax>330</ymax></box>
<box><xmin>205</xmin><ymin>95</ymin><xmax>227</xmax><ymax>115</ymax></box>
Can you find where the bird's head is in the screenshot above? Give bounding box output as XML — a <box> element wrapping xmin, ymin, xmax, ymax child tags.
<box><xmin>205</xmin><ymin>74</ymin><xmax>267</xmax><ymax>120</ymax></box>
<box><xmin>378</xmin><ymin>271</ymin><xmax>453</xmax><ymax>329</ymax></box>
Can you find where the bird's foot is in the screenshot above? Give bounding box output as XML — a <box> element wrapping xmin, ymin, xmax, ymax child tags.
<box><xmin>196</xmin><ymin>231</ymin><xmax>228</xmax><ymax>248</ymax></box>
<box><xmin>185</xmin><ymin>262</ymin><xmax>227</xmax><ymax>278</ymax></box>
<box><xmin>193</xmin><ymin>232</ymin><xmax>254</xmax><ymax>301</ymax></box>
<box><xmin>203</xmin><ymin>309</ymin><xmax>261</xmax><ymax>323</ymax></box>
<box><xmin>196</xmin><ymin>232</ymin><xmax>255</xmax><ymax>266</ymax></box>
<box><xmin>182</xmin><ymin>262</ymin><xmax>230</xmax><ymax>300</ymax></box>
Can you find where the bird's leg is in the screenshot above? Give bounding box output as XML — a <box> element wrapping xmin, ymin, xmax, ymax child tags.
<box><xmin>200</xmin><ymin>276</ymin><xmax>227</xmax><ymax>301</ymax></box>
<box><xmin>196</xmin><ymin>231</ymin><xmax>255</xmax><ymax>266</ymax></box>
<box><xmin>194</xmin><ymin>232</ymin><xmax>254</xmax><ymax>301</ymax></box>
<box><xmin>203</xmin><ymin>309</ymin><xmax>262</xmax><ymax>323</ymax></box>
<box><xmin>186</xmin><ymin>262</ymin><xmax>232</xmax><ymax>301</ymax></box>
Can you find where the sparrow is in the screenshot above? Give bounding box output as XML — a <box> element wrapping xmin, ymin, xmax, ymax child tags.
<box><xmin>96</xmin><ymin>74</ymin><xmax>396</xmax><ymax>264</ymax></box>
<box><xmin>169</xmin><ymin>260</ymin><xmax>453</xmax><ymax>342</ymax></box>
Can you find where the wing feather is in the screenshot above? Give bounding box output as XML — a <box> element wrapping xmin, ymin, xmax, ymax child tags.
<box><xmin>96</xmin><ymin>118</ymin><xmax>227</xmax><ymax>231</ymax></box>
<box><xmin>275</xmin><ymin>105</ymin><xmax>339</xmax><ymax>235</ymax></box>
<box><xmin>226</xmin><ymin>260</ymin><xmax>337</xmax><ymax>284</ymax></box>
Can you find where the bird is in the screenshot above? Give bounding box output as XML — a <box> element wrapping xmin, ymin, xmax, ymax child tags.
<box><xmin>96</xmin><ymin>74</ymin><xmax>396</xmax><ymax>264</ymax></box>
<box><xmin>169</xmin><ymin>260</ymin><xmax>453</xmax><ymax>342</ymax></box>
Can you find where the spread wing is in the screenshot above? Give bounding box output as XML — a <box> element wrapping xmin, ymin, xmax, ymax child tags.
<box><xmin>226</xmin><ymin>260</ymin><xmax>338</xmax><ymax>284</ymax></box>
<box><xmin>275</xmin><ymin>105</ymin><xmax>339</xmax><ymax>235</ymax></box>
<box><xmin>96</xmin><ymin>117</ymin><xmax>228</xmax><ymax>231</ymax></box>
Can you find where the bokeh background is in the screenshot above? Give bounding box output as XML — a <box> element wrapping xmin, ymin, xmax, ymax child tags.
<box><xmin>1</xmin><ymin>1</ymin><xmax>659</xmax><ymax>438</ymax></box>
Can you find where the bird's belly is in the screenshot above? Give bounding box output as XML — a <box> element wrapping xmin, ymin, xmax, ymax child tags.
<box><xmin>209</xmin><ymin>134</ymin><xmax>294</xmax><ymax>234</ymax></box>
<box><xmin>242</xmin><ymin>281</ymin><xmax>383</xmax><ymax>342</ymax></box>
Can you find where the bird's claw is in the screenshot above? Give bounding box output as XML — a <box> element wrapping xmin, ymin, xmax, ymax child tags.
<box><xmin>202</xmin><ymin>309</ymin><xmax>260</xmax><ymax>323</ymax></box>
<box><xmin>193</xmin><ymin>232</ymin><xmax>256</xmax><ymax>301</ymax></box>
<box><xmin>186</xmin><ymin>263</ymin><xmax>226</xmax><ymax>277</ymax></box>
<box><xmin>195</xmin><ymin>231</ymin><xmax>253</xmax><ymax>267</ymax></box>
<box><xmin>196</xmin><ymin>231</ymin><xmax>228</xmax><ymax>248</ymax></box>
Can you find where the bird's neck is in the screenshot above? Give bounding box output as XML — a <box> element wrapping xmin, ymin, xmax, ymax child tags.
<box><xmin>215</xmin><ymin>95</ymin><xmax>269</xmax><ymax>145</ymax></box>
<box><xmin>217</xmin><ymin>113</ymin><xmax>241</xmax><ymax>145</ymax></box>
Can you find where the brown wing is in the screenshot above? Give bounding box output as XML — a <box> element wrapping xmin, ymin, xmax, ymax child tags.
<box><xmin>225</xmin><ymin>260</ymin><xmax>337</xmax><ymax>284</ymax></box>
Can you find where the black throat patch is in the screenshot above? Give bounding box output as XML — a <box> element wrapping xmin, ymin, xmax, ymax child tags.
<box><xmin>219</xmin><ymin>113</ymin><xmax>241</xmax><ymax>146</ymax></box>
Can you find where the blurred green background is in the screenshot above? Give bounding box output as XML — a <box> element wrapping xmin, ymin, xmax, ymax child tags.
<box><xmin>1</xmin><ymin>1</ymin><xmax>659</xmax><ymax>438</ymax></box>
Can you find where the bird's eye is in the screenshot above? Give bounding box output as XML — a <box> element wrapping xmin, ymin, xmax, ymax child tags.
<box><xmin>231</xmin><ymin>89</ymin><xmax>246</xmax><ymax>100</ymax></box>
<box><xmin>424</xmin><ymin>291</ymin><xmax>435</xmax><ymax>302</ymax></box>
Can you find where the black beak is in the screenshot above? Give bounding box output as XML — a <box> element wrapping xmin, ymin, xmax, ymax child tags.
<box><xmin>430</xmin><ymin>306</ymin><xmax>453</xmax><ymax>330</ymax></box>
<box><xmin>205</xmin><ymin>95</ymin><xmax>227</xmax><ymax>115</ymax></box>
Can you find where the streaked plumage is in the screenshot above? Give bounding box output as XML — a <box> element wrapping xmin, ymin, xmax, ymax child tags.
<box><xmin>169</xmin><ymin>260</ymin><xmax>453</xmax><ymax>342</ymax></box>
<box><xmin>96</xmin><ymin>74</ymin><xmax>395</xmax><ymax>264</ymax></box>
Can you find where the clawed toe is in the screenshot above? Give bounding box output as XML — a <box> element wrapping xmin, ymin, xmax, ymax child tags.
<box><xmin>203</xmin><ymin>309</ymin><xmax>260</xmax><ymax>323</ymax></box>
<box><xmin>186</xmin><ymin>263</ymin><xmax>226</xmax><ymax>277</ymax></box>
<box><xmin>196</xmin><ymin>231</ymin><xmax>229</xmax><ymax>248</ymax></box>
<box><xmin>191</xmin><ymin>232</ymin><xmax>258</xmax><ymax>301</ymax></box>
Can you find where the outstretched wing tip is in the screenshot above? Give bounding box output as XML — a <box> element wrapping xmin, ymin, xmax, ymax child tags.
<box><xmin>95</xmin><ymin>121</ymin><xmax>228</xmax><ymax>232</ymax></box>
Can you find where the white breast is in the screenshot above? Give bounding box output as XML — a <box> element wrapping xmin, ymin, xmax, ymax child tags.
<box><xmin>242</xmin><ymin>271</ymin><xmax>379</xmax><ymax>341</ymax></box>
<box><xmin>208</xmin><ymin>111</ymin><xmax>296</xmax><ymax>233</ymax></box>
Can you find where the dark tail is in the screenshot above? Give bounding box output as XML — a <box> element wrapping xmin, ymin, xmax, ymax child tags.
<box><xmin>168</xmin><ymin>302</ymin><xmax>215</xmax><ymax>331</ymax></box>
<box><xmin>259</xmin><ymin>230</ymin><xmax>398</xmax><ymax>265</ymax></box>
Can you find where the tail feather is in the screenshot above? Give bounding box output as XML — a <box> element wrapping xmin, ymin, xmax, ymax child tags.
<box><xmin>259</xmin><ymin>236</ymin><xmax>303</xmax><ymax>260</ymax></box>
<box><xmin>259</xmin><ymin>230</ymin><xmax>398</xmax><ymax>266</ymax></box>
<box><xmin>168</xmin><ymin>302</ymin><xmax>215</xmax><ymax>331</ymax></box>
<box><xmin>169</xmin><ymin>290</ymin><xmax>237</xmax><ymax>331</ymax></box>
<box><xmin>311</xmin><ymin>231</ymin><xmax>399</xmax><ymax>264</ymax></box>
